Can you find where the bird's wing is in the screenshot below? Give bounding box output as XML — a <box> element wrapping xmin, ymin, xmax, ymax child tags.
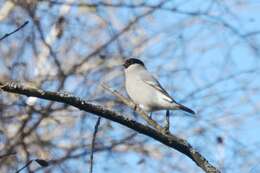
<box><xmin>140</xmin><ymin>72</ymin><xmax>175</xmax><ymax>103</ymax></box>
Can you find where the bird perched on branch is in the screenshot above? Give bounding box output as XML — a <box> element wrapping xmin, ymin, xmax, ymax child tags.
<box><xmin>123</xmin><ymin>58</ymin><xmax>195</xmax><ymax>131</ymax></box>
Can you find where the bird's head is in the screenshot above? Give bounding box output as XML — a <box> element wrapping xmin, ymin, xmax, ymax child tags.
<box><xmin>123</xmin><ymin>58</ymin><xmax>145</xmax><ymax>69</ymax></box>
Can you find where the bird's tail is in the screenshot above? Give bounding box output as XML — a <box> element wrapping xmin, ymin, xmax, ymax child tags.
<box><xmin>176</xmin><ymin>103</ymin><xmax>195</xmax><ymax>114</ymax></box>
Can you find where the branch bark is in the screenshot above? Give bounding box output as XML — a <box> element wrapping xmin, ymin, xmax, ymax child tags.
<box><xmin>0</xmin><ymin>81</ymin><xmax>220</xmax><ymax>173</ymax></box>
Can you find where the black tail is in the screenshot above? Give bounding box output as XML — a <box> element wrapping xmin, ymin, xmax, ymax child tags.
<box><xmin>177</xmin><ymin>104</ymin><xmax>195</xmax><ymax>114</ymax></box>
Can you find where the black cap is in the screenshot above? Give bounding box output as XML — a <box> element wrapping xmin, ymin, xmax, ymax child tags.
<box><xmin>123</xmin><ymin>58</ymin><xmax>145</xmax><ymax>69</ymax></box>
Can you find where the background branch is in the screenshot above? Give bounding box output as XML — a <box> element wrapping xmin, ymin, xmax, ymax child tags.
<box><xmin>0</xmin><ymin>21</ymin><xmax>29</xmax><ymax>41</ymax></box>
<box><xmin>89</xmin><ymin>117</ymin><xmax>101</xmax><ymax>173</ymax></box>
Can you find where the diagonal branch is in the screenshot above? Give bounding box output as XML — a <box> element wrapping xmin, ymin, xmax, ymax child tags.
<box><xmin>0</xmin><ymin>152</ymin><xmax>16</xmax><ymax>159</ymax></box>
<box><xmin>0</xmin><ymin>21</ymin><xmax>29</xmax><ymax>41</ymax></box>
<box><xmin>89</xmin><ymin>117</ymin><xmax>101</xmax><ymax>173</ymax></box>
<box><xmin>0</xmin><ymin>81</ymin><xmax>220</xmax><ymax>173</ymax></box>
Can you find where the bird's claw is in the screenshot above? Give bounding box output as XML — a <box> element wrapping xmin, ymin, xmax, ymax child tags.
<box><xmin>149</xmin><ymin>112</ymin><xmax>153</xmax><ymax>119</ymax></box>
<box><xmin>162</xmin><ymin>126</ymin><xmax>170</xmax><ymax>134</ymax></box>
<box><xmin>163</xmin><ymin>110</ymin><xmax>170</xmax><ymax>134</ymax></box>
<box><xmin>134</xmin><ymin>104</ymin><xmax>138</xmax><ymax>111</ymax></box>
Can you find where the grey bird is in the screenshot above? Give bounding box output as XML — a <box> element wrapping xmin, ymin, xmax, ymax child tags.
<box><xmin>123</xmin><ymin>58</ymin><xmax>195</xmax><ymax>116</ymax></box>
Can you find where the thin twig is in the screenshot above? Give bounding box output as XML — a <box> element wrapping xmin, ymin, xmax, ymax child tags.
<box><xmin>16</xmin><ymin>160</ymin><xmax>33</xmax><ymax>173</ymax></box>
<box><xmin>0</xmin><ymin>152</ymin><xmax>16</xmax><ymax>159</ymax></box>
<box><xmin>15</xmin><ymin>159</ymin><xmax>49</xmax><ymax>173</ymax></box>
<box><xmin>0</xmin><ymin>21</ymin><xmax>29</xmax><ymax>41</ymax></box>
<box><xmin>89</xmin><ymin>117</ymin><xmax>101</xmax><ymax>173</ymax></box>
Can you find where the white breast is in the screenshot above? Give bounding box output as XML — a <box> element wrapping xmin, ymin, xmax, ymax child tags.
<box><xmin>124</xmin><ymin>64</ymin><xmax>173</xmax><ymax>112</ymax></box>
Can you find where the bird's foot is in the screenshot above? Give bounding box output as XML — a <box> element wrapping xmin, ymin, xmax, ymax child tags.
<box><xmin>149</xmin><ymin>112</ymin><xmax>153</xmax><ymax>119</ymax></box>
<box><xmin>163</xmin><ymin>110</ymin><xmax>170</xmax><ymax>134</ymax></box>
<box><xmin>134</xmin><ymin>104</ymin><xmax>138</xmax><ymax>111</ymax></box>
<box><xmin>162</xmin><ymin>126</ymin><xmax>170</xmax><ymax>134</ymax></box>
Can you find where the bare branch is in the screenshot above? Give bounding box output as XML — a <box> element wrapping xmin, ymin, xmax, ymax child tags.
<box><xmin>0</xmin><ymin>21</ymin><xmax>29</xmax><ymax>41</ymax></box>
<box><xmin>15</xmin><ymin>160</ymin><xmax>33</xmax><ymax>173</ymax></box>
<box><xmin>15</xmin><ymin>159</ymin><xmax>48</xmax><ymax>173</ymax></box>
<box><xmin>0</xmin><ymin>152</ymin><xmax>16</xmax><ymax>159</ymax></box>
<box><xmin>0</xmin><ymin>81</ymin><xmax>220</xmax><ymax>173</ymax></box>
<box><xmin>89</xmin><ymin>117</ymin><xmax>101</xmax><ymax>173</ymax></box>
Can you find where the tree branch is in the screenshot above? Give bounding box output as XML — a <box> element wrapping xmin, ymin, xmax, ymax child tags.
<box><xmin>0</xmin><ymin>21</ymin><xmax>29</xmax><ymax>41</ymax></box>
<box><xmin>0</xmin><ymin>152</ymin><xmax>16</xmax><ymax>159</ymax></box>
<box><xmin>89</xmin><ymin>117</ymin><xmax>101</xmax><ymax>173</ymax></box>
<box><xmin>15</xmin><ymin>159</ymin><xmax>48</xmax><ymax>173</ymax></box>
<box><xmin>0</xmin><ymin>81</ymin><xmax>220</xmax><ymax>173</ymax></box>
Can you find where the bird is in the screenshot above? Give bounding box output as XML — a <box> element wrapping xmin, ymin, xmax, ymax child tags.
<box><xmin>123</xmin><ymin>58</ymin><xmax>195</xmax><ymax>118</ymax></box>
